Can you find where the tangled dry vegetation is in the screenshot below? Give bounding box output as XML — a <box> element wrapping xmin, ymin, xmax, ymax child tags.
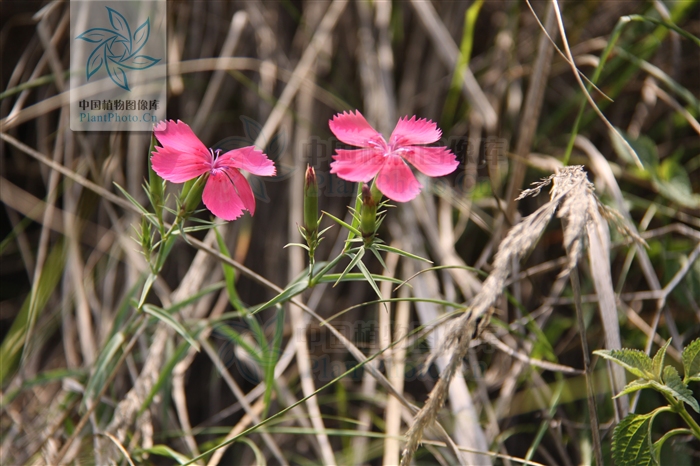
<box><xmin>1</xmin><ymin>1</ymin><xmax>699</xmax><ymax>465</ymax></box>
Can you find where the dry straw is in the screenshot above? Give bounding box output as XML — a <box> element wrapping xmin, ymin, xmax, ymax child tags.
<box><xmin>401</xmin><ymin>165</ymin><xmax>644</xmax><ymax>465</ymax></box>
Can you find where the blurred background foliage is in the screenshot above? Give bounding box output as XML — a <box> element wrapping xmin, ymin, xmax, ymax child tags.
<box><xmin>1</xmin><ymin>0</ymin><xmax>699</xmax><ymax>464</ymax></box>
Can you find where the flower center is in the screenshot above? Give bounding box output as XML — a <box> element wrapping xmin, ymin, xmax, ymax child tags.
<box><xmin>209</xmin><ymin>148</ymin><xmax>223</xmax><ymax>171</ymax></box>
<box><xmin>368</xmin><ymin>139</ymin><xmax>393</xmax><ymax>157</ymax></box>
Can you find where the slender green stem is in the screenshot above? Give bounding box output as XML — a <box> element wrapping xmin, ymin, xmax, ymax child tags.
<box><xmin>309</xmin><ymin>251</ymin><xmax>349</xmax><ymax>287</ymax></box>
<box><xmin>670</xmin><ymin>399</ymin><xmax>700</xmax><ymax>440</ymax></box>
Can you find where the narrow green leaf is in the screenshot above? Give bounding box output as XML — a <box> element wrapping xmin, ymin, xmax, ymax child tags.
<box><xmin>612</xmin><ymin>412</ymin><xmax>654</xmax><ymax>466</ymax></box>
<box><xmin>167</xmin><ymin>282</ymin><xmax>224</xmax><ymax>315</ymax></box>
<box><xmin>355</xmin><ymin>257</ymin><xmax>382</xmax><ymax>300</ymax></box>
<box><xmin>335</xmin><ymin>249</ymin><xmax>365</xmax><ymax>287</ymax></box>
<box><xmin>682</xmin><ymin>338</ymin><xmax>700</xmax><ymax>383</ymax></box>
<box><xmin>245</xmin><ymin>314</ymin><xmax>269</xmax><ymax>360</ymax></box>
<box><xmin>317</xmin><ymin>273</ymin><xmax>404</xmax><ymax>285</ymax></box>
<box><xmin>322</xmin><ymin>210</ymin><xmax>362</xmax><ymax>237</ymax></box>
<box><xmin>594</xmin><ymin>348</ymin><xmax>654</xmax><ymax>379</ymax></box>
<box><xmin>114</xmin><ymin>182</ymin><xmax>150</xmax><ymax>215</ymax></box>
<box><xmin>262</xmin><ymin>307</ymin><xmax>284</xmax><ymax>419</ymax></box>
<box><xmin>155</xmin><ymin>234</ymin><xmax>177</xmax><ymax>272</ymax></box>
<box><xmin>343</xmin><ymin>185</ymin><xmax>363</xmax><ymax>249</ymax></box>
<box><xmin>661</xmin><ymin>365</ymin><xmax>699</xmax><ymax>412</ymax></box>
<box><xmin>138</xmin><ymin>341</ymin><xmax>190</xmax><ymax>416</ymax></box>
<box><xmin>251</xmin><ymin>278</ymin><xmax>308</xmax><ymax>315</ymax></box>
<box><xmin>368</xmin><ymin>246</ymin><xmax>388</xmax><ymax>271</ymax></box>
<box><xmin>147</xmin><ymin>134</ymin><xmax>165</xmax><ymax>222</ymax></box>
<box><xmin>142</xmin><ymin>304</ymin><xmax>200</xmax><ymax>351</ymax></box>
<box><xmin>83</xmin><ymin>332</ymin><xmax>125</xmax><ymax>410</ymax></box>
<box><xmin>375</xmin><ymin>244</ymin><xmax>432</xmax><ymax>263</ymax></box>
<box><xmin>212</xmin><ymin>323</ymin><xmax>263</xmax><ymax>366</ymax></box>
<box><xmin>2</xmin><ymin>368</ymin><xmax>85</xmax><ymax>408</ymax></box>
<box><xmin>215</xmin><ymin>228</ymin><xmax>245</xmax><ymax>312</ymax></box>
<box><xmin>180</xmin><ymin>224</ymin><xmax>219</xmax><ymax>233</ymax></box>
<box><xmin>236</xmin><ymin>437</ymin><xmax>267</xmax><ymax>466</ymax></box>
<box><xmin>137</xmin><ymin>273</ymin><xmax>157</xmax><ymax>309</ymax></box>
<box><xmin>652</xmin><ymin>340</ymin><xmax>672</xmax><ymax>381</ymax></box>
<box><xmin>284</xmin><ymin>242</ymin><xmax>310</xmax><ymax>251</ymax></box>
<box><xmin>441</xmin><ymin>0</ymin><xmax>483</xmax><ymax>125</ymax></box>
<box><xmin>0</xmin><ymin>240</ymin><xmax>65</xmax><ymax>384</ymax></box>
<box><xmin>139</xmin><ymin>445</ymin><xmax>190</xmax><ymax>464</ymax></box>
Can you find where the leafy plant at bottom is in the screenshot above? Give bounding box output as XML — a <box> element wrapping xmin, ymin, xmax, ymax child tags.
<box><xmin>594</xmin><ymin>338</ymin><xmax>700</xmax><ymax>465</ymax></box>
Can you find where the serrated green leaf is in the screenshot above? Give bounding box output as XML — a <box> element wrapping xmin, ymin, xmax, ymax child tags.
<box><xmin>682</xmin><ymin>338</ymin><xmax>700</xmax><ymax>383</ymax></box>
<box><xmin>612</xmin><ymin>412</ymin><xmax>653</xmax><ymax>466</ymax></box>
<box><xmin>610</xmin><ymin>129</ymin><xmax>657</xmax><ymax>170</ymax></box>
<box><xmin>653</xmin><ymin>159</ymin><xmax>700</xmax><ymax>209</ymax></box>
<box><xmin>652</xmin><ymin>340</ymin><xmax>672</xmax><ymax>381</ymax></box>
<box><xmin>661</xmin><ymin>365</ymin><xmax>699</xmax><ymax>413</ymax></box>
<box><xmin>143</xmin><ymin>304</ymin><xmax>200</xmax><ymax>351</ymax></box>
<box><xmin>594</xmin><ymin>348</ymin><xmax>654</xmax><ymax>379</ymax></box>
<box><xmin>616</xmin><ymin>379</ymin><xmax>653</xmax><ymax>397</ymax></box>
<box><xmin>140</xmin><ymin>445</ymin><xmax>190</xmax><ymax>464</ymax></box>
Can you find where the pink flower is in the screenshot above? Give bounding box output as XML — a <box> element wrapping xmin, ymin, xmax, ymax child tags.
<box><xmin>329</xmin><ymin>111</ymin><xmax>458</xmax><ymax>202</ymax></box>
<box><xmin>151</xmin><ymin>120</ymin><xmax>276</xmax><ymax>220</ymax></box>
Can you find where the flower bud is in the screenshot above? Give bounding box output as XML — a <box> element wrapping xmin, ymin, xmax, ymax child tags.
<box><xmin>304</xmin><ymin>165</ymin><xmax>318</xmax><ymax>236</ymax></box>
<box><xmin>181</xmin><ymin>175</ymin><xmax>207</xmax><ymax>219</ymax></box>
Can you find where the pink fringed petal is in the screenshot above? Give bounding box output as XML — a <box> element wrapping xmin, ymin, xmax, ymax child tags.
<box><xmin>227</xmin><ymin>168</ymin><xmax>256</xmax><ymax>216</ymax></box>
<box><xmin>330</xmin><ymin>148</ymin><xmax>385</xmax><ymax>182</ymax></box>
<box><xmin>389</xmin><ymin>116</ymin><xmax>441</xmax><ymax>147</ymax></box>
<box><xmin>150</xmin><ymin>146</ymin><xmax>211</xmax><ymax>182</ymax></box>
<box><xmin>218</xmin><ymin>146</ymin><xmax>276</xmax><ymax>176</ymax></box>
<box><xmin>401</xmin><ymin>146</ymin><xmax>459</xmax><ymax>177</ymax></box>
<box><xmin>329</xmin><ymin>110</ymin><xmax>385</xmax><ymax>147</ymax></box>
<box><xmin>151</xmin><ymin>120</ymin><xmax>211</xmax><ymax>182</ymax></box>
<box><xmin>153</xmin><ymin>119</ymin><xmax>209</xmax><ymax>155</ymax></box>
<box><xmin>375</xmin><ymin>155</ymin><xmax>422</xmax><ymax>202</ymax></box>
<box><xmin>202</xmin><ymin>170</ymin><xmax>246</xmax><ymax>221</ymax></box>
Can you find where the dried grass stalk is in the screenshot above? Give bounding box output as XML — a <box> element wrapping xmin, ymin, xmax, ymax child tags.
<box><xmin>401</xmin><ymin>166</ymin><xmax>635</xmax><ymax>465</ymax></box>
